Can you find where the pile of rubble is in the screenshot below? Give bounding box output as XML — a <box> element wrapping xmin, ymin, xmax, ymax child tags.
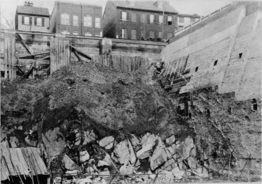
<box><xmin>50</xmin><ymin>131</ymin><xmax>211</xmax><ymax>184</ymax></box>
<box><xmin>1</xmin><ymin>61</ymin><xmax>260</xmax><ymax>183</ymax></box>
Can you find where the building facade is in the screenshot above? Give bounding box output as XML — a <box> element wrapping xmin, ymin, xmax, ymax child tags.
<box><xmin>177</xmin><ymin>14</ymin><xmax>201</xmax><ymax>29</ymax></box>
<box><xmin>50</xmin><ymin>1</ymin><xmax>102</xmax><ymax>37</ymax></box>
<box><xmin>103</xmin><ymin>1</ymin><xmax>178</xmax><ymax>41</ymax></box>
<box><xmin>15</xmin><ymin>3</ymin><xmax>50</xmax><ymax>32</ymax></box>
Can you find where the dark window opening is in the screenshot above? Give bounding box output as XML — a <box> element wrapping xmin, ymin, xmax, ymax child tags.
<box><xmin>252</xmin><ymin>99</ymin><xmax>257</xmax><ymax>111</ymax></box>
<box><xmin>214</xmin><ymin>60</ymin><xmax>218</xmax><ymax>66</ymax></box>
<box><xmin>195</xmin><ymin>67</ymin><xmax>199</xmax><ymax>72</ymax></box>
<box><xmin>167</xmin><ymin>16</ymin><xmax>172</xmax><ymax>25</ymax></box>
<box><xmin>239</xmin><ymin>53</ymin><xmax>243</xmax><ymax>59</ymax></box>
<box><xmin>1</xmin><ymin>71</ymin><xmax>5</xmax><ymax>78</ymax></box>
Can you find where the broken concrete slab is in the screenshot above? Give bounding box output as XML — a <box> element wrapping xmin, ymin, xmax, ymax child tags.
<box><xmin>166</xmin><ymin>135</ymin><xmax>176</xmax><ymax>146</ymax></box>
<box><xmin>83</xmin><ymin>129</ymin><xmax>97</xmax><ymax>145</ymax></box>
<box><xmin>172</xmin><ymin>166</ymin><xmax>185</xmax><ymax>179</ymax></box>
<box><xmin>114</xmin><ymin>140</ymin><xmax>129</xmax><ymax>164</ymax></box>
<box><xmin>80</xmin><ymin>150</ymin><xmax>90</xmax><ymax>163</ymax></box>
<box><xmin>150</xmin><ymin>138</ymin><xmax>167</xmax><ymax>170</ymax></box>
<box><xmin>63</xmin><ymin>154</ymin><xmax>80</xmax><ymax>171</ymax></box>
<box><xmin>99</xmin><ymin>136</ymin><xmax>114</xmax><ymax>149</ymax></box>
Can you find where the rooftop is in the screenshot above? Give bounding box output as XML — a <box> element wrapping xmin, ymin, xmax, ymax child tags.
<box><xmin>111</xmin><ymin>1</ymin><xmax>178</xmax><ymax>14</ymax></box>
<box><xmin>56</xmin><ymin>0</ymin><xmax>102</xmax><ymax>8</ymax></box>
<box><xmin>178</xmin><ymin>13</ymin><xmax>201</xmax><ymax>18</ymax></box>
<box><xmin>16</xmin><ymin>6</ymin><xmax>49</xmax><ymax>16</ymax></box>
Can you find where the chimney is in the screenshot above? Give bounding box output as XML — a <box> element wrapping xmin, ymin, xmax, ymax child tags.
<box><xmin>126</xmin><ymin>0</ymin><xmax>135</xmax><ymax>7</ymax></box>
<box><xmin>154</xmin><ymin>1</ymin><xmax>165</xmax><ymax>9</ymax></box>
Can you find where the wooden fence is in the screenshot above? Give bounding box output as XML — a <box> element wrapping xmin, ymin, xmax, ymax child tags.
<box><xmin>0</xmin><ymin>31</ymin><xmax>74</xmax><ymax>79</ymax></box>
<box><xmin>0</xmin><ymin>31</ymin><xmax>16</xmax><ymax>79</ymax></box>
<box><xmin>50</xmin><ymin>34</ymin><xmax>70</xmax><ymax>74</ymax></box>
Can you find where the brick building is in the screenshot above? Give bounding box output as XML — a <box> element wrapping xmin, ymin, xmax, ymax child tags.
<box><xmin>50</xmin><ymin>1</ymin><xmax>102</xmax><ymax>37</ymax></box>
<box><xmin>15</xmin><ymin>2</ymin><xmax>50</xmax><ymax>32</ymax></box>
<box><xmin>177</xmin><ymin>14</ymin><xmax>201</xmax><ymax>29</ymax></box>
<box><xmin>103</xmin><ymin>0</ymin><xmax>178</xmax><ymax>41</ymax></box>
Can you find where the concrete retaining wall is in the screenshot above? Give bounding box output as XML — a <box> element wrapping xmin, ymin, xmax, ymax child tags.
<box><xmin>161</xmin><ymin>2</ymin><xmax>262</xmax><ymax>101</ymax></box>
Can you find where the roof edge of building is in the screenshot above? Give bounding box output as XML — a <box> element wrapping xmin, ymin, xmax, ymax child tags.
<box><xmin>56</xmin><ymin>0</ymin><xmax>102</xmax><ymax>8</ymax></box>
<box><xmin>115</xmin><ymin>6</ymin><xmax>178</xmax><ymax>14</ymax></box>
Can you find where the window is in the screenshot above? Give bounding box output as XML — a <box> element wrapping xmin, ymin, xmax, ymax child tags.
<box><xmin>35</xmin><ymin>17</ymin><xmax>44</xmax><ymax>26</ymax></box>
<box><xmin>95</xmin><ymin>17</ymin><xmax>100</xmax><ymax>28</ymax></box>
<box><xmin>158</xmin><ymin>32</ymin><xmax>163</xmax><ymax>38</ymax></box>
<box><xmin>167</xmin><ymin>16</ymin><xmax>172</xmax><ymax>25</ymax></box>
<box><xmin>167</xmin><ymin>32</ymin><xmax>173</xmax><ymax>39</ymax></box>
<box><xmin>179</xmin><ymin>17</ymin><xmax>184</xmax><ymax>23</ymax></box>
<box><xmin>121</xmin><ymin>11</ymin><xmax>127</xmax><ymax>21</ymax></box>
<box><xmin>131</xmin><ymin>29</ymin><xmax>136</xmax><ymax>40</ymax></box>
<box><xmin>84</xmin><ymin>15</ymin><xmax>92</xmax><ymax>27</ymax></box>
<box><xmin>121</xmin><ymin>28</ymin><xmax>127</xmax><ymax>39</ymax></box>
<box><xmin>61</xmin><ymin>13</ymin><xmax>70</xmax><ymax>25</ymax></box>
<box><xmin>159</xmin><ymin>15</ymin><xmax>163</xmax><ymax>24</ymax></box>
<box><xmin>141</xmin><ymin>30</ymin><xmax>145</xmax><ymax>40</ymax></box>
<box><xmin>239</xmin><ymin>53</ymin><xmax>243</xmax><ymax>58</ymax></box>
<box><xmin>195</xmin><ymin>67</ymin><xmax>199</xmax><ymax>72</ymax></box>
<box><xmin>73</xmin><ymin>32</ymin><xmax>78</xmax><ymax>35</ymax></box>
<box><xmin>149</xmin><ymin>31</ymin><xmax>155</xmax><ymax>39</ymax></box>
<box><xmin>141</xmin><ymin>14</ymin><xmax>146</xmax><ymax>23</ymax></box>
<box><xmin>85</xmin><ymin>32</ymin><xmax>92</xmax><ymax>36</ymax></box>
<box><xmin>214</xmin><ymin>60</ymin><xmax>218</xmax><ymax>66</ymax></box>
<box><xmin>22</xmin><ymin>16</ymin><xmax>31</xmax><ymax>25</ymax></box>
<box><xmin>61</xmin><ymin>30</ymin><xmax>70</xmax><ymax>35</ymax></box>
<box><xmin>73</xmin><ymin>15</ymin><xmax>78</xmax><ymax>26</ymax></box>
<box><xmin>191</xmin><ymin>18</ymin><xmax>196</xmax><ymax>23</ymax></box>
<box><xmin>150</xmin><ymin>14</ymin><xmax>154</xmax><ymax>23</ymax></box>
<box><xmin>95</xmin><ymin>32</ymin><xmax>101</xmax><ymax>37</ymax></box>
<box><xmin>131</xmin><ymin>12</ymin><xmax>136</xmax><ymax>22</ymax></box>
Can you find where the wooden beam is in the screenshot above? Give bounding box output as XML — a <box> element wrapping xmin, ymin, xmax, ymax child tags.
<box><xmin>16</xmin><ymin>33</ymin><xmax>32</xmax><ymax>56</ymax></box>
<box><xmin>70</xmin><ymin>45</ymin><xmax>91</xmax><ymax>60</ymax></box>
<box><xmin>18</xmin><ymin>51</ymin><xmax>50</xmax><ymax>59</ymax></box>
<box><xmin>73</xmin><ymin>50</ymin><xmax>81</xmax><ymax>61</ymax></box>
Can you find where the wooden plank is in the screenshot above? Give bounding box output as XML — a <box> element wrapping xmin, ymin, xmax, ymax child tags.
<box><xmin>31</xmin><ymin>148</ymin><xmax>48</xmax><ymax>175</ymax></box>
<box><xmin>5</xmin><ymin>37</ymin><xmax>9</xmax><ymax>79</ymax></box>
<box><xmin>19</xmin><ymin>51</ymin><xmax>50</xmax><ymax>59</ymax></box>
<box><xmin>21</xmin><ymin>148</ymin><xmax>36</xmax><ymax>176</ymax></box>
<box><xmin>16</xmin><ymin>148</ymin><xmax>30</xmax><ymax>176</ymax></box>
<box><xmin>70</xmin><ymin>45</ymin><xmax>91</xmax><ymax>60</ymax></box>
<box><xmin>11</xmin><ymin>33</ymin><xmax>15</xmax><ymax>79</ymax></box>
<box><xmin>2</xmin><ymin>148</ymin><xmax>15</xmax><ymax>176</ymax></box>
<box><xmin>50</xmin><ymin>37</ymin><xmax>54</xmax><ymax>74</ymax></box>
<box><xmin>16</xmin><ymin>33</ymin><xmax>32</xmax><ymax>55</ymax></box>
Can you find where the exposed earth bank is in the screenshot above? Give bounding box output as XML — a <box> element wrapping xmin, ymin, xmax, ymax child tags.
<box><xmin>1</xmin><ymin>61</ymin><xmax>261</xmax><ymax>183</ymax></box>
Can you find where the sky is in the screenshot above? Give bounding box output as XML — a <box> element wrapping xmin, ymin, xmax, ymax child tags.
<box><xmin>0</xmin><ymin>0</ymin><xmax>237</xmax><ymax>28</ymax></box>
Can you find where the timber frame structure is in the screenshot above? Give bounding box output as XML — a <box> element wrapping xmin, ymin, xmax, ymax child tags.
<box><xmin>0</xmin><ymin>30</ymin><xmax>97</xmax><ymax>80</ymax></box>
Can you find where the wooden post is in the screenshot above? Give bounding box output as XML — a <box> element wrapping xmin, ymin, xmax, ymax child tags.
<box><xmin>4</xmin><ymin>36</ymin><xmax>8</xmax><ymax>79</ymax></box>
<box><xmin>11</xmin><ymin>31</ymin><xmax>15</xmax><ymax>79</ymax></box>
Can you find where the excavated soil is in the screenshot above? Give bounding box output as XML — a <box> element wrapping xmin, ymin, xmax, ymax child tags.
<box><xmin>1</xmin><ymin>61</ymin><xmax>261</xmax><ymax>183</ymax></box>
